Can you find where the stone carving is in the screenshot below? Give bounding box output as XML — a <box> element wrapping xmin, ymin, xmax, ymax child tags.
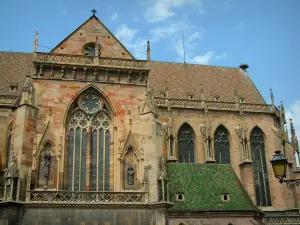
<box><xmin>200</xmin><ymin>121</ymin><xmax>214</xmax><ymax>162</ymax></box>
<box><xmin>4</xmin><ymin>152</ymin><xmax>19</xmax><ymax>179</ymax></box>
<box><xmin>236</xmin><ymin>121</ymin><xmax>251</xmax><ymax>162</ymax></box>
<box><xmin>140</xmin><ymin>89</ymin><xmax>158</xmax><ymax>116</ymax></box>
<box><xmin>127</xmin><ymin>165</ymin><xmax>135</xmax><ymax>185</ymax></box>
<box><xmin>44</xmin><ymin>151</ymin><xmax>51</xmax><ymax>180</ymax></box>
<box><xmin>163</xmin><ymin>116</ymin><xmax>175</xmax><ymax>156</ymax></box>
<box><xmin>158</xmin><ymin>157</ymin><xmax>167</xmax><ymax>181</ymax></box>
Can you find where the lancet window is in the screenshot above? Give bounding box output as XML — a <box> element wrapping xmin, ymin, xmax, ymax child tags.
<box><xmin>214</xmin><ymin>125</ymin><xmax>231</xmax><ymax>164</ymax></box>
<box><xmin>250</xmin><ymin>127</ymin><xmax>271</xmax><ymax>206</ymax></box>
<box><xmin>6</xmin><ymin>126</ymin><xmax>12</xmax><ymax>168</ymax></box>
<box><xmin>67</xmin><ymin>90</ymin><xmax>111</xmax><ymax>191</ymax></box>
<box><xmin>177</xmin><ymin>123</ymin><xmax>195</xmax><ymax>163</ymax></box>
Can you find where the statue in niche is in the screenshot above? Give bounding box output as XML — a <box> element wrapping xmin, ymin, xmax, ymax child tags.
<box><xmin>164</xmin><ymin>116</ymin><xmax>175</xmax><ymax>156</ymax></box>
<box><xmin>127</xmin><ymin>165</ymin><xmax>135</xmax><ymax>185</ymax></box>
<box><xmin>44</xmin><ymin>151</ymin><xmax>51</xmax><ymax>180</ymax></box>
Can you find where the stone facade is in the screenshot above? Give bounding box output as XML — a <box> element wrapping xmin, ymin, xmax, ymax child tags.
<box><xmin>1</xmin><ymin>12</ymin><xmax>300</xmax><ymax>225</ymax></box>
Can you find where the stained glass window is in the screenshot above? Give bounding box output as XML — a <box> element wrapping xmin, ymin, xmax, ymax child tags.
<box><xmin>177</xmin><ymin>123</ymin><xmax>195</xmax><ymax>163</ymax></box>
<box><xmin>67</xmin><ymin>91</ymin><xmax>111</xmax><ymax>191</ymax></box>
<box><xmin>6</xmin><ymin>126</ymin><xmax>12</xmax><ymax>168</ymax></box>
<box><xmin>250</xmin><ymin>126</ymin><xmax>271</xmax><ymax>206</ymax></box>
<box><xmin>214</xmin><ymin>125</ymin><xmax>231</xmax><ymax>164</ymax></box>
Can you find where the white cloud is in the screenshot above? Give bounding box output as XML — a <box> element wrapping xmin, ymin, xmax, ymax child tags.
<box><xmin>145</xmin><ymin>0</ymin><xmax>203</xmax><ymax>23</ymax></box>
<box><xmin>149</xmin><ymin>24</ymin><xmax>181</xmax><ymax>41</ymax></box>
<box><xmin>188</xmin><ymin>31</ymin><xmax>203</xmax><ymax>41</ymax></box>
<box><xmin>215</xmin><ymin>52</ymin><xmax>229</xmax><ymax>60</ymax></box>
<box><xmin>115</xmin><ymin>24</ymin><xmax>147</xmax><ymax>59</ymax></box>
<box><xmin>111</xmin><ymin>13</ymin><xmax>118</xmax><ymax>21</ymax></box>
<box><xmin>190</xmin><ymin>51</ymin><xmax>214</xmax><ymax>65</ymax></box>
<box><xmin>115</xmin><ymin>24</ymin><xmax>137</xmax><ymax>43</ymax></box>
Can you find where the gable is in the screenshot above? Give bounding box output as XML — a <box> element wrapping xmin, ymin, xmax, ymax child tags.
<box><xmin>51</xmin><ymin>16</ymin><xmax>134</xmax><ymax>59</ymax></box>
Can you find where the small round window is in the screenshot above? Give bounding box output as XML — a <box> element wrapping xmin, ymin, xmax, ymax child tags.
<box><xmin>83</xmin><ymin>43</ymin><xmax>96</xmax><ymax>56</ymax></box>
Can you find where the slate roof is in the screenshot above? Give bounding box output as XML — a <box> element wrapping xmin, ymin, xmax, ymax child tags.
<box><xmin>0</xmin><ymin>51</ymin><xmax>265</xmax><ymax>104</ymax></box>
<box><xmin>167</xmin><ymin>163</ymin><xmax>259</xmax><ymax>212</ymax></box>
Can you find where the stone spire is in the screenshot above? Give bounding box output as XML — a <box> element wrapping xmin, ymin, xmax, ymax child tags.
<box><xmin>33</xmin><ymin>31</ymin><xmax>38</xmax><ymax>52</ymax></box>
<box><xmin>147</xmin><ymin>40</ymin><xmax>151</xmax><ymax>61</ymax></box>
<box><xmin>290</xmin><ymin>118</ymin><xmax>299</xmax><ymax>152</ymax></box>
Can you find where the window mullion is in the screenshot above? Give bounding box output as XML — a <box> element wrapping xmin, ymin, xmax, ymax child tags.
<box><xmin>96</xmin><ymin>129</ymin><xmax>99</xmax><ymax>191</ymax></box>
<box><xmin>72</xmin><ymin>128</ymin><xmax>76</xmax><ymax>191</ymax></box>
<box><xmin>103</xmin><ymin>128</ymin><xmax>106</xmax><ymax>191</ymax></box>
<box><xmin>79</xmin><ymin>128</ymin><xmax>82</xmax><ymax>191</ymax></box>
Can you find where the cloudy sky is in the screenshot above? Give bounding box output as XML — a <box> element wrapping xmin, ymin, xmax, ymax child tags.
<box><xmin>0</xmin><ymin>0</ymin><xmax>299</xmax><ymax>143</ymax></box>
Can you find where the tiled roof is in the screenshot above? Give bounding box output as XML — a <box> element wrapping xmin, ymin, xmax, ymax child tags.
<box><xmin>0</xmin><ymin>52</ymin><xmax>35</xmax><ymax>96</ymax></box>
<box><xmin>0</xmin><ymin>52</ymin><xmax>265</xmax><ymax>104</ymax></box>
<box><xmin>167</xmin><ymin>163</ymin><xmax>259</xmax><ymax>212</ymax></box>
<box><xmin>147</xmin><ymin>61</ymin><xmax>265</xmax><ymax>104</ymax></box>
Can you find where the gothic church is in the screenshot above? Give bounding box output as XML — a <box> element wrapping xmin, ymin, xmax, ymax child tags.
<box><xmin>0</xmin><ymin>10</ymin><xmax>300</xmax><ymax>225</ymax></box>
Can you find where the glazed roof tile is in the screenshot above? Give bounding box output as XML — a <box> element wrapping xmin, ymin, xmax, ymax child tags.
<box><xmin>167</xmin><ymin>163</ymin><xmax>260</xmax><ymax>212</ymax></box>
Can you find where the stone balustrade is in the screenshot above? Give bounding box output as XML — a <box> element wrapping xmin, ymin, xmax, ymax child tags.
<box><xmin>0</xmin><ymin>95</ymin><xmax>18</xmax><ymax>106</ymax></box>
<box><xmin>154</xmin><ymin>97</ymin><xmax>278</xmax><ymax>114</ymax></box>
<box><xmin>33</xmin><ymin>52</ymin><xmax>148</xmax><ymax>71</ymax></box>
<box><xmin>27</xmin><ymin>190</ymin><xmax>147</xmax><ymax>204</ymax></box>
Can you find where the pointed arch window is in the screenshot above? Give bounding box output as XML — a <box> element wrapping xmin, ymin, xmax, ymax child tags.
<box><xmin>6</xmin><ymin>126</ymin><xmax>13</xmax><ymax>168</ymax></box>
<box><xmin>177</xmin><ymin>123</ymin><xmax>195</xmax><ymax>163</ymax></box>
<box><xmin>67</xmin><ymin>90</ymin><xmax>111</xmax><ymax>191</ymax></box>
<box><xmin>214</xmin><ymin>125</ymin><xmax>231</xmax><ymax>164</ymax></box>
<box><xmin>250</xmin><ymin>127</ymin><xmax>271</xmax><ymax>206</ymax></box>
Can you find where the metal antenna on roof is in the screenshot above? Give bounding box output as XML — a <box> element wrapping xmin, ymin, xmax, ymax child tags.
<box><xmin>182</xmin><ymin>25</ymin><xmax>186</xmax><ymax>64</ymax></box>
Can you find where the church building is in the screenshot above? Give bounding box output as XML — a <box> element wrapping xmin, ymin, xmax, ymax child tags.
<box><xmin>1</xmin><ymin>10</ymin><xmax>300</xmax><ymax>225</ymax></box>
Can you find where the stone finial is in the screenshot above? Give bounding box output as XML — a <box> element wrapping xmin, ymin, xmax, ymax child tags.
<box><xmin>290</xmin><ymin>118</ymin><xmax>299</xmax><ymax>151</ymax></box>
<box><xmin>33</xmin><ymin>31</ymin><xmax>38</xmax><ymax>52</ymax></box>
<box><xmin>23</xmin><ymin>71</ymin><xmax>33</xmax><ymax>92</ymax></box>
<box><xmin>270</xmin><ymin>88</ymin><xmax>274</xmax><ymax>106</ymax></box>
<box><xmin>95</xmin><ymin>36</ymin><xmax>99</xmax><ymax>57</ymax></box>
<box><xmin>147</xmin><ymin>41</ymin><xmax>151</xmax><ymax>61</ymax></box>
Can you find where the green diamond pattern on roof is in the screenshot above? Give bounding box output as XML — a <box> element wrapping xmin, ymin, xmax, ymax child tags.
<box><xmin>167</xmin><ymin>163</ymin><xmax>259</xmax><ymax>212</ymax></box>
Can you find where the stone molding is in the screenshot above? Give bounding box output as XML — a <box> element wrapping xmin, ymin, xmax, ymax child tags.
<box><xmin>263</xmin><ymin>216</ymin><xmax>300</xmax><ymax>225</ymax></box>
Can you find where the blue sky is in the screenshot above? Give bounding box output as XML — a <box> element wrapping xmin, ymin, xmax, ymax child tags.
<box><xmin>1</xmin><ymin>0</ymin><xmax>300</xmax><ymax>139</ymax></box>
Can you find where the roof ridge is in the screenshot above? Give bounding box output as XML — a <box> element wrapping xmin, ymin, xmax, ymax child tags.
<box><xmin>149</xmin><ymin>60</ymin><xmax>240</xmax><ymax>69</ymax></box>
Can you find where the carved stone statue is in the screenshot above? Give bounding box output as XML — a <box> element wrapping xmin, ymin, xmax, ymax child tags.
<box><xmin>44</xmin><ymin>151</ymin><xmax>51</xmax><ymax>179</ymax></box>
<box><xmin>236</xmin><ymin>122</ymin><xmax>250</xmax><ymax>161</ymax></box>
<box><xmin>164</xmin><ymin>116</ymin><xmax>175</xmax><ymax>156</ymax></box>
<box><xmin>200</xmin><ymin>121</ymin><xmax>214</xmax><ymax>161</ymax></box>
<box><xmin>127</xmin><ymin>165</ymin><xmax>135</xmax><ymax>185</ymax></box>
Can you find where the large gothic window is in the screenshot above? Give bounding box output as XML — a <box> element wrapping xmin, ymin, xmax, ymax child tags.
<box><xmin>177</xmin><ymin>123</ymin><xmax>195</xmax><ymax>163</ymax></box>
<box><xmin>6</xmin><ymin>126</ymin><xmax>12</xmax><ymax>168</ymax></box>
<box><xmin>250</xmin><ymin>127</ymin><xmax>271</xmax><ymax>206</ymax></box>
<box><xmin>67</xmin><ymin>89</ymin><xmax>111</xmax><ymax>191</ymax></box>
<box><xmin>214</xmin><ymin>125</ymin><xmax>231</xmax><ymax>164</ymax></box>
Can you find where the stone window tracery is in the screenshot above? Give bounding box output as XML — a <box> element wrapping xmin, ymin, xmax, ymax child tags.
<box><xmin>251</xmin><ymin>126</ymin><xmax>271</xmax><ymax>206</ymax></box>
<box><xmin>214</xmin><ymin>125</ymin><xmax>231</xmax><ymax>164</ymax></box>
<box><xmin>67</xmin><ymin>90</ymin><xmax>111</xmax><ymax>191</ymax></box>
<box><xmin>177</xmin><ymin>123</ymin><xmax>195</xmax><ymax>163</ymax></box>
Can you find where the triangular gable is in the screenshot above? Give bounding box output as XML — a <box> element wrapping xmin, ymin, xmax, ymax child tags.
<box><xmin>51</xmin><ymin>15</ymin><xmax>134</xmax><ymax>59</ymax></box>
